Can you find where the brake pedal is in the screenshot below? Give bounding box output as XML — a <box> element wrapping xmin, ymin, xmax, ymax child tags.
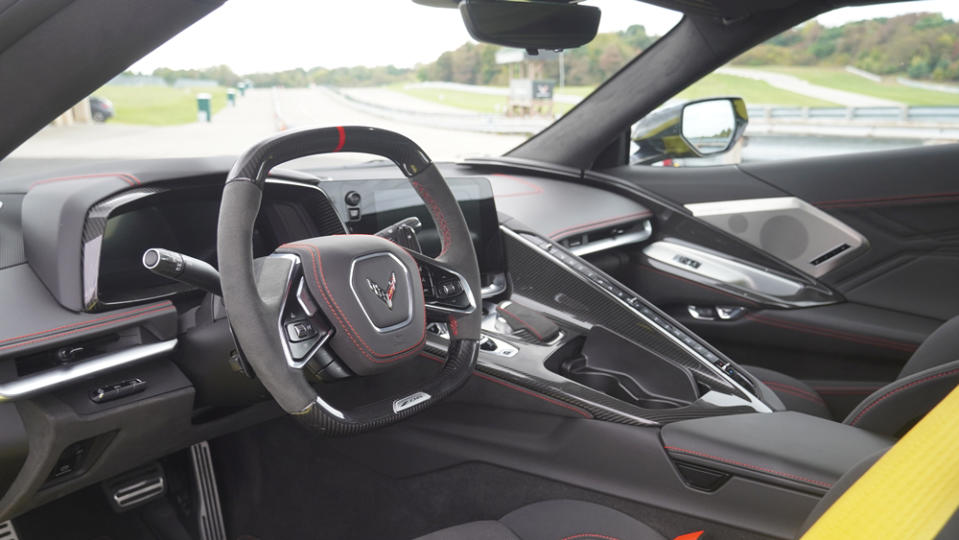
<box><xmin>102</xmin><ymin>462</ymin><xmax>167</xmax><ymax>512</ymax></box>
<box><xmin>0</xmin><ymin>520</ymin><xmax>20</xmax><ymax>540</ymax></box>
<box><xmin>190</xmin><ymin>441</ymin><xmax>227</xmax><ymax>540</ymax></box>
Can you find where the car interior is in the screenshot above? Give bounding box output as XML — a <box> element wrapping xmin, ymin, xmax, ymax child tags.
<box><xmin>0</xmin><ymin>0</ymin><xmax>958</xmax><ymax>539</ymax></box>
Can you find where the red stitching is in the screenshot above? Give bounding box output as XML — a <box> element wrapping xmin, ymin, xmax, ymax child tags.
<box><xmin>29</xmin><ymin>172</ymin><xmax>140</xmax><ymax>190</ymax></box>
<box><xmin>641</xmin><ymin>265</ymin><xmax>758</xmax><ymax>306</ymax></box>
<box><xmin>816</xmin><ymin>191</ymin><xmax>959</xmax><ymax>208</ymax></box>
<box><xmin>746</xmin><ymin>314</ymin><xmax>917</xmax><ymax>352</ymax></box>
<box><xmin>411</xmin><ymin>181</ymin><xmax>451</xmax><ymax>257</ymax></box>
<box><xmin>849</xmin><ymin>367</ymin><xmax>959</xmax><ymax>426</ymax></box>
<box><xmin>496</xmin><ymin>306</ymin><xmax>545</xmax><ymax>341</ymax></box>
<box><xmin>490</xmin><ymin>173</ymin><xmax>543</xmax><ymax>198</ymax></box>
<box><xmin>762</xmin><ymin>381</ymin><xmax>826</xmax><ymax>405</ymax></box>
<box><xmin>549</xmin><ymin>212</ymin><xmax>652</xmax><ymax>240</ymax></box>
<box><xmin>420</xmin><ymin>353</ymin><xmax>592</xmax><ymax>418</ymax></box>
<box><xmin>0</xmin><ymin>305</ymin><xmax>175</xmax><ymax>352</ymax></box>
<box><xmin>0</xmin><ymin>303</ymin><xmax>172</xmax><ymax>346</ymax></box>
<box><xmin>284</xmin><ymin>243</ymin><xmax>425</xmax><ymax>364</ymax></box>
<box><xmin>664</xmin><ymin>446</ymin><xmax>833</xmax><ymax>488</ymax></box>
<box><xmin>561</xmin><ymin>535</ymin><xmax>621</xmax><ymax>540</ymax></box>
<box><xmin>814</xmin><ymin>386</ymin><xmax>882</xmax><ymax>395</ymax></box>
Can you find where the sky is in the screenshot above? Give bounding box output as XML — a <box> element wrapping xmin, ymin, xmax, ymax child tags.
<box><xmin>129</xmin><ymin>0</ymin><xmax>959</xmax><ymax>75</ymax></box>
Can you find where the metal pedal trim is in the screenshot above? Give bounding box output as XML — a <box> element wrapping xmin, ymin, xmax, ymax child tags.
<box><xmin>0</xmin><ymin>520</ymin><xmax>20</xmax><ymax>540</ymax></box>
<box><xmin>113</xmin><ymin>477</ymin><xmax>165</xmax><ymax>509</ymax></box>
<box><xmin>190</xmin><ymin>441</ymin><xmax>227</xmax><ymax>540</ymax></box>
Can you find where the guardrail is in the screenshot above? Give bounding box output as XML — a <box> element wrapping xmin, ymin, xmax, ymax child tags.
<box><xmin>747</xmin><ymin>105</ymin><xmax>959</xmax><ymax>124</ymax></box>
<box><xmin>326</xmin><ymin>87</ymin><xmax>552</xmax><ymax>135</ymax></box>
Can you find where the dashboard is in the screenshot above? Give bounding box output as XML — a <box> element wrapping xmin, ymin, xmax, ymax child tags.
<box><xmin>87</xmin><ymin>175</ymin><xmax>505</xmax><ymax>309</ymax></box>
<box><xmin>0</xmin><ymin>156</ymin><xmax>790</xmax><ymax>522</ymax></box>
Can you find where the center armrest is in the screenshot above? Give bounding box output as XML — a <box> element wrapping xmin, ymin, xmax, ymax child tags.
<box><xmin>661</xmin><ymin>411</ymin><xmax>893</xmax><ymax>495</ymax></box>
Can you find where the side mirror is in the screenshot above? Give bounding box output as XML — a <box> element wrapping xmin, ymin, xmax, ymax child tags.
<box><xmin>632</xmin><ymin>97</ymin><xmax>748</xmax><ymax>165</ymax></box>
<box><xmin>458</xmin><ymin>0</ymin><xmax>600</xmax><ymax>51</ymax></box>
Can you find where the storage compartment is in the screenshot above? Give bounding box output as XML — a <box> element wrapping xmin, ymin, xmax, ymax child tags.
<box><xmin>661</xmin><ymin>411</ymin><xmax>893</xmax><ymax>495</ymax></box>
<box><xmin>547</xmin><ymin>326</ymin><xmax>699</xmax><ymax>409</ymax></box>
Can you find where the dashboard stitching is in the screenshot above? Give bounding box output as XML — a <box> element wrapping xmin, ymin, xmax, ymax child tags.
<box><xmin>549</xmin><ymin>212</ymin><xmax>652</xmax><ymax>239</ymax></box>
<box><xmin>0</xmin><ymin>304</ymin><xmax>174</xmax><ymax>353</ymax></box>
<box><xmin>283</xmin><ymin>243</ymin><xmax>425</xmax><ymax>363</ymax></box>
<box><xmin>816</xmin><ymin>191</ymin><xmax>959</xmax><ymax>208</ymax></box>
<box><xmin>490</xmin><ymin>173</ymin><xmax>544</xmax><ymax>198</ymax></box>
<box><xmin>0</xmin><ymin>302</ymin><xmax>172</xmax><ymax>347</ymax></box>
<box><xmin>29</xmin><ymin>172</ymin><xmax>141</xmax><ymax>190</ymax></box>
<box><xmin>411</xmin><ymin>181</ymin><xmax>451</xmax><ymax>257</ymax></box>
<box><xmin>664</xmin><ymin>446</ymin><xmax>834</xmax><ymax>488</ymax></box>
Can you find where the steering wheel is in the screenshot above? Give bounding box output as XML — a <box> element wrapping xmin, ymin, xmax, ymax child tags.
<box><xmin>216</xmin><ymin>126</ymin><xmax>482</xmax><ymax>436</ymax></box>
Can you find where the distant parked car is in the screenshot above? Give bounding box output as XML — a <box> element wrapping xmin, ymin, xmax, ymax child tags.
<box><xmin>89</xmin><ymin>96</ymin><xmax>114</xmax><ymax>122</ymax></box>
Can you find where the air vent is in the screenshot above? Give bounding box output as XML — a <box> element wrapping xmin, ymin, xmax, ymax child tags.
<box><xmin>810</xmin><ymin>243</ymin><xmax>851</xmax><ymax>266</ymax></box>
<box><xmin>560</xmin><ymin>219</ymin><xmax>653</xmax><ymax>257</ymax></box>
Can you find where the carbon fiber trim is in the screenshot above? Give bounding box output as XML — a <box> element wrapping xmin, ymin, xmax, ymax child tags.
<box><xmin>297</xmin><ymin>339</ymin><xmax>479</xmax><ymax>436</ymax></box>
<box><xmin>503</xmin><ymin>230</ymin><xmax>739</xmax><ymax>394</ymax></box>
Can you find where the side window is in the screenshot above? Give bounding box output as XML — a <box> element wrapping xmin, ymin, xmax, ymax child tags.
<box><xmin>632</xmin><ymin>1</ymin><xmax>959</xmax><ymax>167</ymax></box>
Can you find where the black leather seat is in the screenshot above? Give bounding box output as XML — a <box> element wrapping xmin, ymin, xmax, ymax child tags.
<box><xmin>417</xmin><ymin>453</ymin><xmax>959</xmax><ymax>540</ymax></box>
<box><xmin>744</xmin><ymin>315</ymin><xmax>959</xmax><ymax>437</ymax></box>
<box><xmin>416</xmin><ymin>500</ymin><xmax>668</xmax><ymax>540</ymax></box>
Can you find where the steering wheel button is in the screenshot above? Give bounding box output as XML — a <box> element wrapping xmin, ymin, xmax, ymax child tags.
<box><xmin>286</xmin><ymin>321</ymin><xmax>316</xmax><ymax>342</ymax></box>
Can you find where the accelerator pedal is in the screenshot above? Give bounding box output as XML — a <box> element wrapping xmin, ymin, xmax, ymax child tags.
<box><xmin>190</xmin><ymin>441</ymin><xmax>227</xmax><ymax>540</ymax></box>
<box><xmin>102</xmin><ymin>462</ymin><xmax>167</xmax><ymax>512</ymax></box>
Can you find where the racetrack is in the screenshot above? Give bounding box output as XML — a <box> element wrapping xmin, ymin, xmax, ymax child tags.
<box><xmin>8</xmin><ymin>88</ymin><xmax>526</xmax><ymax>164</ymax></box>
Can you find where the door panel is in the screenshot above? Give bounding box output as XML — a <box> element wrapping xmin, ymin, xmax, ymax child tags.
<box><xmin>601</xmin><ymin>143</ymin><xmax>959</xmax><ymax>405</ymax></box>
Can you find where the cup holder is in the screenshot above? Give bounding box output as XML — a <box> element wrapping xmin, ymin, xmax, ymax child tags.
<box><xmin>549</xmin><ymin>326</ymin><xmax>699</xmax><ymax>409</ymax></box>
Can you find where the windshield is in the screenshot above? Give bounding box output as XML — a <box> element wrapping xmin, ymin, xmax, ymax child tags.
<box><xmin>9</xmin><ymin>0</ymin><xmax>681</xmax><ymax>165</ymax></box>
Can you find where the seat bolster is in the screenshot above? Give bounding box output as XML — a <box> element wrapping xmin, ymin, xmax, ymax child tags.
<box><xmin>501</xmin><ymin>500</ymin><xmax>667</xmax><ymax>540</ymax></box>
<box><xmin>416</xmin><ymin>520</ymin><xmax>520</xmax><ymax>540</ymax></box>
<box><xmin>899</xmin><ymin>316</ymin><xmax>959</xmax><ymax>378</ymax></box>
<box><xmin>742</xmin><ymin>365</ymin><xmax>831</xmax><ymax>419</ymax></box>
<box><xmin>843</xmin><ymin>359</ymin><xmax>959</xmax><ymax>437</ymax></box>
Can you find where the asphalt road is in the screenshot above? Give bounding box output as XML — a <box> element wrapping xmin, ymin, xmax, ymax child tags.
<box><xmin>7</xmin><ymin>88</ymin><xmax>526</xmax><ymax>166</ymax></box>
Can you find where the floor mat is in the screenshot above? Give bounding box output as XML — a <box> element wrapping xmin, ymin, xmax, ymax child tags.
<box><xmin>212</xmin><ymin>417</ymin><xmax>773</xmax><ymax>540</ymax></box>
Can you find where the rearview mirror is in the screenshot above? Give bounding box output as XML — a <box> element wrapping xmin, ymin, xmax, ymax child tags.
<box><xmin>459</xmin><ymin>0</ymin><xmax>601</xmax><ymax>51</ymax></box>
<box><xmin>632</xmin><ymin>97</ymin><xmax>748</xmax><ymax>165</ymax></box>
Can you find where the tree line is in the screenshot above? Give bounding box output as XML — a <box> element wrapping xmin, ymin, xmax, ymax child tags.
<box><xmin>736</xmin><ymin>12</ymin><xmax>959</xmax><ymax>81</ymax></box>
<box><xmin>146</xmin><ymin>12</ymin><xmax>957</xmax><ymax>88</ymax></box>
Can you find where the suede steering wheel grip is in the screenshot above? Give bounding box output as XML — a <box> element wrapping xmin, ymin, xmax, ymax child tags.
<box><xmin>217</xmin><ymin>126</ymin><xmax>482</xmax><ymax>436</ymax></box>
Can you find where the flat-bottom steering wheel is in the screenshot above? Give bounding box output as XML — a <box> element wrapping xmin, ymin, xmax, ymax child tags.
<box><xmin>217</xmin><ymin>126</ymin><xmax>482</xmax><ymax>436</ymax></box>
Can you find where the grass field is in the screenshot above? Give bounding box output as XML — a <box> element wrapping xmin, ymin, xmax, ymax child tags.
<box><xmin>94</xmin><ymin>85</ymin><xmax>229</xmax><ymax>125</ymax></box>
<box><xmin>764</xmin><ymin>67</ymin><xmax>959</xmax><ymax>106</ymax></box>
<box><xmin>392</xmin><ymin>71</ymin><xmax>838</xmax><ymax>114</ymax></box>
<box><xmin>391</xmin><ymin>84</ymin><xmax>577</xmax><ymax>115</ymax></box>
<box><xmin>677</xmin><ymin>73</ymin><xmax>838</xmax><ymax>106</ymax></box>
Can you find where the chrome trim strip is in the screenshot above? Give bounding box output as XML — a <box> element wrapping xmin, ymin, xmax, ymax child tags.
<box><xmin>569</xmin><ymin>220</ymin><xmax>653</xmax><ymax>257</ymax></box>
<box><xmin>420</xmin><ymin>260</ymin><xmax>478</xmax><ymax>316</ymax></box>
<box><xmin>502</xmin><ymin>227</ymin><xmax>771</xmax><ymax>414</ymax></box>
<box><xmin>348</xmin><ymin>252</ymin><xmax>416</xmax><ymax>333</ymax></box>
<box><xmin>481</xmin><ymin>272</ymin><xmax>508</xmax><ymax>298</ymax></box>
<box><xmin>684</xmin><ymin>197</ymin><xmax>867</xmax><ymax>278</ymax></box>
<box><xmin>393</xmin><ymin>391</ymin><xmax>431</xmax><ymax>413</ymax></box>
<box><xmin>644</xmin><ymin>240</ymin><xmax>805</xmax><ymax>297</ymax></box>
<box><xmin>271</xmin><ymin>254</ymin><xmax>331</xmax><ymax>369</ymax></box>
<box><xmin>0</xmin><ymin>339</ymin><xmax>177</xmax><ymax>402</ymax></box>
